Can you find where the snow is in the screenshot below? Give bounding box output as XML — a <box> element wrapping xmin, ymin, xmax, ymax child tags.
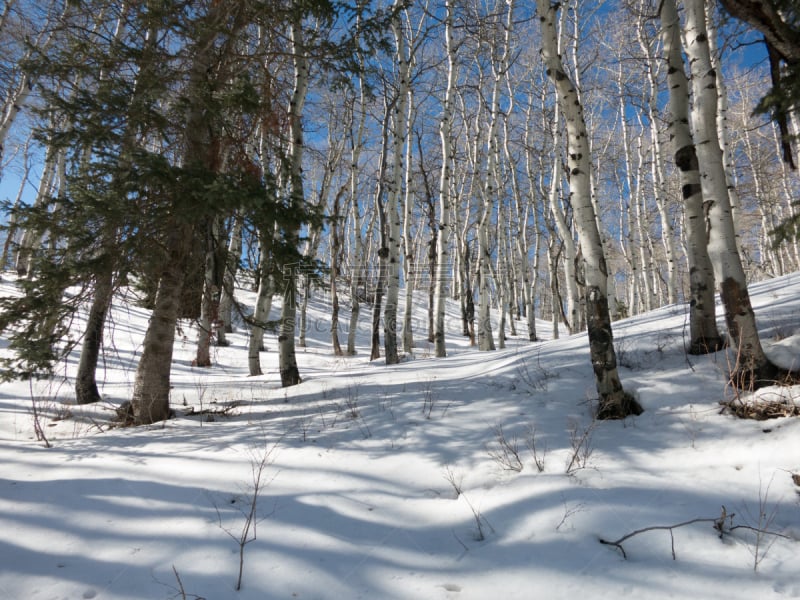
<box><xmin>1</xmin><ymin>271</ymin><xmax>799</xmax><ymax>600</ymax></box>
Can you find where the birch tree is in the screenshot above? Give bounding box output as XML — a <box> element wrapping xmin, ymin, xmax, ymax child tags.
<box><xmin>682</xmin><ymin>0</ymin><xmax>779</xmax><ymax>385</ymax></box>
<box><xmin>381</xmin><ymin>0</ymin><xmax>411</xmax><ymax>365</ymax></box>
<box><xmin>433</xmin><ymin>0</ymin><xmax>456</xmax><ymax>357</ymax></box>
<box><xmin>277</xmin><ymin>10</ymin><xmax>310</xmax><ymax>386</ymax></box>
<box><xmin>217</xmin><ymin>212</ymin><xmax>244</xmax><ymax>345</ymax></box>
<box><xmin>0</xmin><ymin>0</ymin><xmax>65</xmax><ymax>172</ymax></box>
<box><xmin>635</xmin><ymin>8</ymin><xmax>678</xmax><ymax>305</ymax></box>
<box><xmin>536</xmin><ymin>0</ymin><xmax>640</xmax><ymax>418</ymax></box>
<box><xmin>659</xmin><ymin>0</ymin><xmax>723</xmax><ymax>354</ymax></box>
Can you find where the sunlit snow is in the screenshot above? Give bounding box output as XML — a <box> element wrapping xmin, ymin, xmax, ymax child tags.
<box><xmin>1</xmin><ymin>271</ymin><xmax>799</xmax><ymax>600</ymax></box>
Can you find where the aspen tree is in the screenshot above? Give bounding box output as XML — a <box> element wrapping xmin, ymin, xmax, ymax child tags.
<box><xmin>519</xmin><ymin>101</ymin><xmax>541</xmax><ymax>341</ymax></box>
<box><xmin>277</xmin><ymin>10</ymin><xmax>310</xmax><ymax>386</ymax></box>
<box><xmin>401</xmin><ymin>97</ymin><xmax>416</xmax><ymax>355</ymax></box>
<box><xmin>218</xmin><ymin>212</ymin><xmax>244</xmax><ymax>343</ymax></box>
<box><xmin>706</xmin><ymin>9</ymin><xmax>742</xmax><ymax>251</ymax></box>
<box><xmin>0</xmin><ymin>0</ymin><xmax>65</xmax><ymax>170</ymax></box>
<box><xmin>195</xmin><ymin>216</ymin><xmax>225</xmax><ymax>368</ymax></box>
<box><xmin>682</xmin><ymin>0</ymin><xmax>778</xmax><ymax>385</ymax></box>
<box><xmin>382</xmin><ymin>0</ymin><xmax>411</xmax><ymax>365</ymax></box>
<box><xmin>477</xmin><ymin>0</ymin><xmax>513</xmax><ymax>352</ymax></box>
<box><xmin>247</xmin><ymin>211</ymin><xmax>277</xmax><ymax>376</ymax></box>
<box><xmin>330</xmin><ymin>186</ymin><xmax>346</xmax><ymax>356</ymax></box>
<box><xmin>347</xmin><ymin>16</ymin><xmax>369</xmax><ymax>357</ymax></box>
<box><xmin>433</xmin><ymin>0</ymin><xmax>456</xmax><ymax>357</ymax></box>
<box><xmin>370</xmin><ymin>99</ymin><xmax>392</xmax><ymax>362</ymax></box>
<box><xmin>536</xmin><ymin>0</ymin><xmax>640</xmax><ymax>418</ymax></box>
<box><xmin>0</xmin><ymin>138</ymin><xmax>30</xmax><ymax>270</ymax></box>
<box><xmin>635</xmin><ymin>8</ymin><xmax>678</xmax><ymax>305</ymax></box>
<box><xmin>659</xmin><ymin>0</ymin><xmax>723</xmax><ymax>354</ymax></box>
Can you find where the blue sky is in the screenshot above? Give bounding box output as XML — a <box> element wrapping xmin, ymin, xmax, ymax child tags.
<box><xmin>0</xmin><ymin>5</ymin><xmax>772</xmax><ymax>226</ymax></box>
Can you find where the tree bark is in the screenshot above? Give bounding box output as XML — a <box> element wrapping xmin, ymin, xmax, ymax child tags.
<box><xmin>195</xmin><ymin>217</ymin><xmax>223</xmax><ymax>367</ymax></box>
<box><xmin>218</xmin><ymin>212</ymin><xmax>243</xmax><ymax>342</ymax></box>
<box><xmin>716</xmin><ymin>0</ymin><xmax>800</xmax><ymax>64</ymax></box>
<box><xmin>131</xmin><ymin>2</ymin><xmax>234</xmax><ymax>422</ymax></box>
<box><xmin>433</xmin><ymin>0</ymin><xmax>456</xmax><ymax>358</ymax></box>
<box><xmin>248</xmin><ymin>242</ymin><xmax>273</xmax><ymax>377</ymax></box>
<box><xmin>537</xmin><ymin>0</ymin><xmax>639</xmax><ymax>418</ymax></box>
<box><xmin>132</xmin><ymin>223</ymin><xmax>194</xmax><ymax>423</ymax></box>
<box><xmin>682</xmin><ymin>0</ymin><xmax>778</xmax><ymax>386</ymax></box>
<box><xmin>75</xmin><ymin>259</ymin><xmax>113</xmax><ymax>404</ymax></box>
<box><xmin>659</xmin><ymin>0</ymin><xmax>724</xmax><ymax>354</ymax></box>
<box><xmin>278</xmin><ymin>12</ymin><xmax>310</xmax><ymax>387</ymax></box>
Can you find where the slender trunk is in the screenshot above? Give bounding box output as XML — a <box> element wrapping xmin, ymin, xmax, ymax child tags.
<box><xmin>433</xmin><ymin>0</ymin><xmax>456</xmax><ymax>358</ymax></box>
<box><xmin>382</xmin><ymin>10</ymin><xmax>407</xmax><ymax>366</ymax></box>
<box><xmin>75</xmin><ymin>259</ymin><xmax>114</xmax><ymax>404</ymax></box>
<box><xmin>548</xmin><ymin>236</ymin><xmax>560</xmax><ymax>340</ymax></box>
<box><xmin>401</xmin><ymin>102</ymin><xmax>415</xmax><ymax>354</ymax></box>
<box><xmin>371</xmin><ymin>105</ymin><xmax>392</xmax><ymax>362</ymax></box>
<box><xmin>659</xmin><ymin>0</ymin><xmax>723</xmax><ymax>353</ymax></box>
<box><xmin>298</xmin><ymin>230</ymin><xmax>320</xmax><ymax>349</ymax></box>
<box><xmin>391</xmin><ymin>5</ymin><xmax>415</xmax><ymax>357</ymax></box>
<box><xmin>330</xmin><ymin>192</ymin><xmax>345</xmax><ymax>356</ymax></box>
<box><xmin>477</xmin><ymin>195</ymin><xmax>495</xmax><ymax>351</ymax></box>
<box><xmin>0</xmin><ymin>142</ymin><xmax>30</xmax><ymax>270</ymax></box>
<box><xmin>218</xmin><ymin>212</ymin><xmax>243</xmax><ymax>340</ymax></box>
<box><xmin>707</xmin><ymin>12</ymin><xmax>742</xmax><ymax>253</ymax></box>
<box><xmin>637</xmin><ymin>17</ymin><xmax>678</xmax><ymax>305</ymax></box>
<box><xmin>195</xmin><ymin>217</ymin><xmax>222</xmax><ymax>367</ymax></box>
<box><xmin>278</xmin><ymin>275</ymin><xmax>300</xmax><ymax>386</ymax></box>
<box><xmin>0</xmin><ymin>75</ymin><xmax>33</xmax><ymax>166</ymax></box>
<box><xmin>347</xmin><ymin>36</ymin><xmax>368</xmax><ymax>356</ymax></box>
<box><xmin>514</xmin><ymin>101</ymin><xmax>539</xmax><ymax>342</ymax></box>
<box><xmin>248</xmin><ymin>256</ymin><xmax>273</xmax><ymax>376</ymax></box>
<box><xmin>546</xmin><ymin>102</ymin><xmax>580</xmax><ymax>333</ymax></box>
<box><xmin>278</xmin><ymin>15</ymin><xmax>310</xmax><ymax>387</ymax></box>
<box><xmin>537</xmin><ymin>0</ymin><xmax>638</xmax><ymax>418</ymax></box>
<box><xmin>682</xmin><ymin>0</ymin><xmax>776</xmax><ymax>385</ymax></box>
<box><xmin>15</xmin><ymin>145</ymin><xmax>58</xmax><ymax>276</ymax></box>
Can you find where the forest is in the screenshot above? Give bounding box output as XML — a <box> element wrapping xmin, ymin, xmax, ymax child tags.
<box><xmin>0</xmin><ymin>0</ymin><xmax>798</xmax><ymax>424</ymax></box>
<box><xmin>2</xmin><ymin>2</ymin><xmax>800</xmax><ymax>598</ymax></box>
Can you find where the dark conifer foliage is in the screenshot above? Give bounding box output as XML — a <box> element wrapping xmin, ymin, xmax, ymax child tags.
<box><xmin>0</xmin><ymin>0</ymin><xmax>385</xmax><ymax>418</ymax></box>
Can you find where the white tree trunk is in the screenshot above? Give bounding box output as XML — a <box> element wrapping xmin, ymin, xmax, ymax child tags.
<box><xmin>248</xmin><ymin>283</ymin><xmax>273</xmax><ymax>376</ymax></box>
<box><xmin>682</xmin><ymin>0</ymin><xmax>776</xmax><ymax>385</ymax></box>
<box><xmin>706</xmin><ymin>10</ymin><xmax>742</xmax><ymax>253</ymax></box>
<box><xmin>537</xmin><ymin>0</ymin><xmax>638</xmax><ymax>418</ymax></box>
<box><xmin>278</xmin><ymin>15</ymin><xmax>310</xmax><ymax>387</ymax></box>
<box><xmin>383</xmin><ymin>3</ymin><xmax>410</xmax><ymax>365</ymax></box>
<box><xmin>402</xmin><ymin>97</ymin><xmax>416</xmax><ymax>354</ymax></box>
<box><xmin>0</xmin><ymin>75</ymin><xmax>32</xmax><ymax>167</ymax></box>
<box><xmin>0</xmin><ymin>139</ymin><xmax>30</xmax><ymax>270</ymax></box>
<box><xmin>218</xmin><ymin>212</ymin><xmax>243</xmax><ymax>343</ymax></box>
<box><xmin>347</xmin><ymin>28</ymin><xmax>369</xmax><ymax>357</ymax></box>
<box><xmin>546</xmin><ymin>107</ymin><xmax>579</xmax><ymax>333</ymax></box>
<box><xmin>15</xmin><ymin>144</ymin><xmax>58</xmax><ymax>276</ymax></box>
<box><xmin>195</xmin><ymin>218</ymin><xmax>222</xmax><ymax>368</ymax></box>
<box><xmin>659</xmin><ymin>0</ymin><xmax>723</xmax><ymax>354</ymax></box>
<box><xmin>636</xmin><ymin>19</ymin><xmax>678</xmax><ymax>305</ymax></box>
<box><xmin>433</xmin><ymin>0</ymin><xmax>456</xmax><ymax>358</ymax></box>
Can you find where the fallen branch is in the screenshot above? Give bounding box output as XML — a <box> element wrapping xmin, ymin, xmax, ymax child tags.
<box><xmin>599</xmin><ymin>517</ymin><xmax>722</xmax><ymax>560</ymax></box>
<box><xmin>599</xmin><ymin>506</ymin><xmax>792</xmax><ymax>561</ymax></box>
<box><xmin>729</xmin><ymin>524</ymin><xmax>791</xmax><ymax>540</ymax></box>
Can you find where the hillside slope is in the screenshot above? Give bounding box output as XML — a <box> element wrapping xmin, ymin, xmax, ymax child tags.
<box><xmin>0</xmin><ymin>272</ymin><xmax>799</xmax><ymax>599</ymax></box>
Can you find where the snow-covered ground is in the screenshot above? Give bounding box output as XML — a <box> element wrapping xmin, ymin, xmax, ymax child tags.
<box><xmin>1</xmin><ymin>271</ymin><xmax>799</xmax><ymax>600</ymax></box>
